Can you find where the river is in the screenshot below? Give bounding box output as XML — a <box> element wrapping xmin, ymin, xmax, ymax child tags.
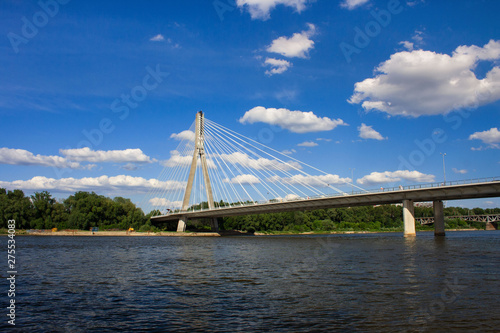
<box><xmin>3</xmin><ymin>231</ymin><xmax>499</xmax><ymax>332</ymax></box>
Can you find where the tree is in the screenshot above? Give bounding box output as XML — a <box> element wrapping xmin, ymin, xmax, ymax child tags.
<box><xmin>31</xmin><ymin>191</ymin><xmax>56</xmax><ymax>229</ymax></box>
<box><xmin>1</xmin><ymin>189</ymin><xmax>33</xmax><ymax>229</ymax></box>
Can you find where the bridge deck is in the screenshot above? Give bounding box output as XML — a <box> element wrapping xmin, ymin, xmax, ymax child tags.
<box><xmin>151</xmin><ymin>180</ymin><xmax>500</xmax><ymax>223</ymax></box>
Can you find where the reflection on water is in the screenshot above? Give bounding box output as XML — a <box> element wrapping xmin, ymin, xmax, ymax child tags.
<box><xmin>2</xmin><ymin>232</ymin><xmax>499</xmax><ymax>332</ymax></box>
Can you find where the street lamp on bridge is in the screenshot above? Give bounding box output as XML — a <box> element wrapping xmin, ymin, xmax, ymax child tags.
<box><xmin>440</xmin><ymin>152</ymin><xmax>447</xmax><ymax>185</ymax></box>
<box><xmin>349</xmin><ymin>168</ymin><xmax>355</xmax><ymax>194</ymax></box>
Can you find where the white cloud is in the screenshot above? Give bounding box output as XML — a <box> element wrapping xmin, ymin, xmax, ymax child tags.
<box><xmin>0</xmin><ymin>175</ymin><xmax>185</xmax><ymax>194</ymax></box>
<box><xmin>316</xmin><ymin>138</ymin><xmax>332</xmax><ymax>142</ymax></box>
<box><xmin>225</xmin><ymin>174</ymin><xmax>260</xmax><ymax>185</ymax></box>
<box><xmin>340</xmin><ymin>0</ymin><xmax>370</xmax><ymax>10</ymax></box>
<box><xmin>121</xmin><ymin>163</ymin><xmax>139</xmax><ymax>171</ymax></box>
<box><xmin>469</xmin><ymin>127</ymin><xmax>500</xmax><ymax>149</ymax></box>
<box><xmin>239</xmin><ymin>106</ymin><xmax>346</xmax><ymax>133</ymax></box>
<box><xmin>357</xmin><ymin>170</ymin><xmax>435</xmax><ymax>185</ymax></box>
<box><xmin>170</xmin><ymin>130</ymin><xmax>195</xmax><ymax>142</ymax></box>
<box><xmin>267</xmin><ymin>23</ymin><xmax>316</xmax><ymax>58</ymax></box>
<box><xmin>150</xmin><ymin>34</ymin><xmax>165</xmax><ymax>42</ymax></box>
<box><xmin>60</xmin><ymin>148</ymin><xmax>153</xmax><ymax>163</ymax></box>
<box><xmin>270</xmin><ymin>174</ymin><xmax>352</xmax><ymax>187</ymax></box>
<box><xmin>400</xmin><ymin>30</ymin><xmax>424</xmax><ymax>52</ymax></box>
<box><xmin>349</xmin><ymin>40</ymin><xmax>500</xmax><ymax>117</ymax></box>
<box><xmin>406</xmin><ymin>0</ymin><xmax>424</xmax><ymax>6</ymax></box>
<box><xmin>264</xmin><ymin>57</ymin><xmax>292</xmax><ymax>75</ymax></box>
<box><xmin>358</xmin><ymin>123</ymin><xmax>387</xmax><ymax>140</ymax></box>
<box><xmin>452</xmin><ymin>168</ymin><xmax>468</xmax><ymax>174</ymax></box>
<box><xmin>220</xmin><ymin>152</ymin><xmax>301</xmax><ymax>171</ymax></box>
<box><xmin>412</xmin><ymin>30</ymin><xmax>424</xmax><ymax>44</ymax></box>
<box><xmin>282</xmin><ymin>149</ymin><xmax>297</xmax><ymax>155</ymax></box>
<box><xmin>149</xmin><ymin>197</ymin><xmax>182</xmax><ymax>208</ymax></box>
<box><xmin>297</xmin><ymin>141</ymin><xmax>318</xmax><ymax>147</ymax></box>
<box><xmin>236</xmin><ymin>0</ymin><xmax>309</xmax><ymax>20</ymax></box>
<box><xmin>399</xmin><ymin>41</ymin><xmax>414</xmax><ymax>51</ymax></box>
<box><xmin>0</xmin><ymin>147</ymin><xmax>82</xmax><ymax>169</ymax></box>
<box><xmin>161</xmin><ymin>150</ymin><xmax>216</xmax><ymax>168</ymax></box>
<box><xmin>285</xmin><ymin>193</ymin><xmax>300</xmax><ymax>201</ymax></box>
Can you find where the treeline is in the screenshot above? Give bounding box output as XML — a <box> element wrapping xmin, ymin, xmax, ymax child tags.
<box><xmin>1</xmin><ymin>188</ymin><xmax>498</xmax><ymax>232</ymax></box>
<box><xmin>0</xmin><ymin>188</ymin><xmax>159</xmax><ymax>231</ymax></box>
<box><xmin>220</xmin><ymin>205</ymin><xmax>499</xmax><ymax>233</ymax></box>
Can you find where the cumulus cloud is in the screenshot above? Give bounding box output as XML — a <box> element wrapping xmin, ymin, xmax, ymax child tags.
<box><xmin>399</xmin><ymin>41</ymin><xmax>414</xmax><ymax>51</ymax></box>
<box><xmin>161</xmin><ymin>150</ymin><xmax>191</xmax><ymax>167</ymax></box>
<box><xmin>267</xmin><ymin>23</ymin><xmax>316</xmax><ymax>58</ymax></box>
<box><xmin>357</xmin><ymin>170</ymin><xmax>435</xmax><ymax>185</ymax></box>
<box><xmin>149</xmin><ymin>197</ymin><xmax>182</xmax><ymax>208</ymax></box>
<box><xmin>0</xmin><ymin>175</ymin><xmax>185</xmax><ymax>194</ymax></box>
<box><xmin>297</xmin><ymin>141</ymin><xmax>318</xmax><ymax>147</ymax></box>
<box><xmin>150</xmin><ymin>34</ymin><xmax>165</xmax><ymax>42</ymax></box>
<box><xmin>161</xmin><ymin>150</ymin><xmax>216</xmax><ymax>168</ymax></box>
<box><xmin>349</xmin><ymin>40</ymin><xmax>500</xmax><ymax>117</ymax></box>
<box><xmin>452</xmin><ymin>168</ymin><xmax>468</xmax><ymax>174</ymax></box>
<box><xmin>285</xmin><ymin>193</ymin><xmax>300</xmax><ymax>201</ymax></box>
<box><xmin>0</xmin><ymin>147</ymin><xmax>82</xmax><ymax>169</ymax></box>
<box><xmin>264</xmin><ymin>57</ymin><xmax>292</xmax><ymax>75</ymax></box>
<box><xmin>170</xmin><ymin>130</ymin><xmax>196</xmax><ymax>142</ymax></box>
<box><xmin>269</xmin><ymin>174</ymin><xmax>352</xmax><ymax>187</ymax></box>
<box><xmin>340</xmin><ymin>0</ymin><xmax>370</xmax><ymax>10</ymax></box>
<box><xmin>399</xmin><ymin>30</ymin><xmax>424</xmax><ymax>52</ymax></box>
<box><xmin>224</xmin><ymin>174</ymin><xmax>260</xmax><ymax>185</ymax></box>
<box><xmin>358</xmin><ymin>123</ymin><xmax>387</xmax><ymax>140</ymax></box>
<box><xmin>469</xmin><ymin>127</ymin><xmax>500</xmax><ymax>149</ymax></box>
<box><xmin>236</xmin><ymin>0</ymin><xmax>309</xmax><ymax>20</ymax></box>
<box><xmin>239</xmin><ymin>106</ymin><xmax>346</xmax><ymax>133</ymax></box>
<box><xmin>221</xmin><ymin>152</ymin><xmax>301</xmax><ymax>171</ymax></box>
<box><xmin>60</xmin><ymin>148</ymin><xmax>153</xmax><ymax>163</ymax></box>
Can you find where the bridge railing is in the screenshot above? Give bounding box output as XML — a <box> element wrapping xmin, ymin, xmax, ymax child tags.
<box><xmin>160</xmin><ymin>176</ymin><xmax>500</xmax><ymax>215</ymax></box>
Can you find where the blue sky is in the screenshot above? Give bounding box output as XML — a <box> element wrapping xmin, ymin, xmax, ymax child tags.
<box><xmin>1</xmin><ymin>0</ymin><xmax>499</xmax><ymax>211</ymax></box>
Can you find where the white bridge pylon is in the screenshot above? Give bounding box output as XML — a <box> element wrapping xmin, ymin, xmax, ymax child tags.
<box><xmin>182</xmin><ymin>111</ymin><xmax>214</xmax><ymax>212</ymax></box>
<box><xmin>145</xmin><ymin>111</ymin><xmax>366</xmax><ymax>227</ymax></box>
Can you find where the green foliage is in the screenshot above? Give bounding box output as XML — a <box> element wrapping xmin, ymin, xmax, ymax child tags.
<box><xmin>0</xmin><ymin>187</ymin><xmax>498</xmax><ymax>233</ymax></box>
<box><xmin>220</xmin><ymin>205</ymin><xmax>406</xmax><ymax>232</ymax></box>
<box><xmin>0</xmin><ymin>189</ymin><xmax>33</xmax><ymax>229</ymax></box>
<box><xmin>0</xmin><ymin>188</ymin><xmax>148</xmax><ymax>230</ymax></box>
<box><xmin>220</xmin><ymin>204</ymin><xmax>496</xmax><ymax>233</ymax></box>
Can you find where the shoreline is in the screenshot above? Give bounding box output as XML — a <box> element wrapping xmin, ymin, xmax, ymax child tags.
<box><xmin>0</xmin><ymin>228</ymin><xmax>484</xmax><ymax>237</ymax></box>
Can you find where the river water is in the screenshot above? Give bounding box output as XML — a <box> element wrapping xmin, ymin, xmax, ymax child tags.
<box><xmin>2</xmin><ymin>231</ymin><xmax>499</xmax><ymax>332</ymax></box>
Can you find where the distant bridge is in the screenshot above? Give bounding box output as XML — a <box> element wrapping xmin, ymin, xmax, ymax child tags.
<box><xmin>150</xmin><ymin>112</ymin><xmax>500</xmax><ymax>237</ymax></box>
<box><xmin>417</xmin><ymin>214</ymin><xmax>500</xmax><ymax>227</ymax></box>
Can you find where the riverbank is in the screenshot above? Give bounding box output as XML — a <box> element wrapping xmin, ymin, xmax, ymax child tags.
<box><xmin>3</xmin><ymin>230</ymin><xmax>222</xmax><ymax>237</ymax></box>
<box><xmin>0</xmin><ymin>228</ymin><xmax>483</xmax><ymax>237</ymax></box>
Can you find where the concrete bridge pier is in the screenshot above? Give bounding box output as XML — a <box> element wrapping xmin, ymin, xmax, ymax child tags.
<box><xmin>403</xmin><ymin>199</ymin><xmax>416</xmax><ymax>237</ymax></box>
<box><xmin>211</xmin><ymin>218</ymin><xmax>219</xmax><ymax>232</ymax></box>
<box><xmin>177</xmin><ymin>216</ymin><xmax>188</xmax><ymax>232</ymax></box>
<box><xmin>433</xmin><ymin>200</ymin><xmax>445</xmax><ymax>236</ymax></box>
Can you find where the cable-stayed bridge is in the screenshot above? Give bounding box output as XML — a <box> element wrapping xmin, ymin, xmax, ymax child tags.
<box><xmin>149</xmin><ymin>112</ymin><xmax>500</xmax><ymax>237</ymax></box>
